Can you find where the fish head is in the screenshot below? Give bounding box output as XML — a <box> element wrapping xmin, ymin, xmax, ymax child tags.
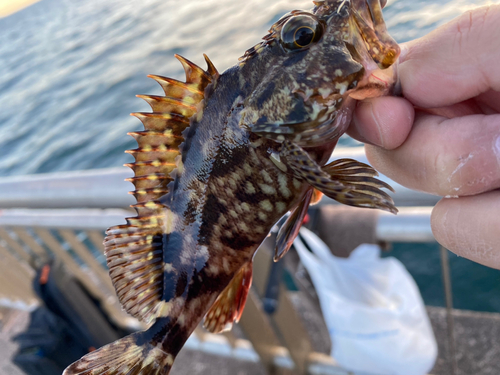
<box><xmin>239</xmin><ymin>0</ymin><xmax>400</xmax><ymax>147</ymax></box>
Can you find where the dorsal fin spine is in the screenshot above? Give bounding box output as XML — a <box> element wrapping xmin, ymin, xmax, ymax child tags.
<box><xmin>104</xmin><ymin>54</ymin><xmax>218</xmax><ymax>323</ymax></box>
<box><xmin>175</xmin><ymin>54</ymin><xmax>213</xmax><ymax>84</ymax></box>
<box><xmin>147</xmin><ymin>75</ymin><xmax>204</xmax><ymax>96</ymax></box>
<box><xmin>204</xmin><ymin>54</ymin><xmax>220</xmax><ymax>79</ymax></box>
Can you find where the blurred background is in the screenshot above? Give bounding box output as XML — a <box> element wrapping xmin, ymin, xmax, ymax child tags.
<box><xmin>0</xmin><ymin>0</ymin><xmax>500</xmax><ymax>374</ymax></box>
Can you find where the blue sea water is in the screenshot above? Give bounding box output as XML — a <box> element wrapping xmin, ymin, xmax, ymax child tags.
<box><xmin>0</xmin><ymin>0</ymin><xmax>499</xmax><ymax>312</ymax></box>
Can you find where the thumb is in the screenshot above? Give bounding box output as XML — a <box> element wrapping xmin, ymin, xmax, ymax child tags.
<box><xmin>398</xmin><ymin>5</ymin><xmax>500</xmax><ymax>108</ymax></box>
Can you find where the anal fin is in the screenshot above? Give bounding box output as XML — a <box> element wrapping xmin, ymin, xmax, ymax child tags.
<box><xmin>280</xmin><ymin>140</ymin><xmax>397</xmax><ymax>214</ymax></box>
<box><xmin>275</xmin><ymin>188</ymin><xmax>313</xmax><ymax>262</ymax></box>
<box><xmin>203</xmin><ymin>261</ymin><xmax>253</xmax><ymax>333</ymax></box>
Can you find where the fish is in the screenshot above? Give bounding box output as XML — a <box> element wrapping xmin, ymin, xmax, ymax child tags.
<box><xmin>64</xmin><ymin>0</ymin><xmax>400</xmax><ymax>374</ymax></box>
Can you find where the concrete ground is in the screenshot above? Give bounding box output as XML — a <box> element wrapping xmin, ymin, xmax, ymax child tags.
<box><xmin>0</xmin><ymin>308</ymin><xmax>27</xmax><ymax>375</ymax></box>
<box><xmin>2</xmin><ymin>304</ymin><xmax>500</xmax><ymax>375</ymax></box>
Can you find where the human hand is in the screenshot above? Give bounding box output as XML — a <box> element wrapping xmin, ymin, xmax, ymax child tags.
<box><xmin>348</xmin><ymin>5</ymin><xmax>500</xmax><ymax>268</ymax></box>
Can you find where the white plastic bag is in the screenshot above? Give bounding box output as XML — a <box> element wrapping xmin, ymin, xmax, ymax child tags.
<box><xmin>294</xmin><ymin>227</ymin><xmax>437</xmax><ymax>375</ymax></box>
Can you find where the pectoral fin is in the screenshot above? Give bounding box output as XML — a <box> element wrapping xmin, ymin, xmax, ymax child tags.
<box><xmin>275</xmin><ymin>188</ymin><xmax>313</xmax><ymax>262</ymax></box>
<box><xmin>203</xmin><ymin>261</ymin><xmax>253</xmax><ymax>333</ymax></box>
<box><xmin>280</xmin><ymin>140</ymin><xmax>397</xmax><ymax>214</ymax></box>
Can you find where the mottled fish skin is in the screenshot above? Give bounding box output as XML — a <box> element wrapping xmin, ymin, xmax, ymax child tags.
<box><xmin>64</xmin><ymin>1</ymin><xmax>400</xmax><ymax>374</ymax></box>
<box><xmin>156</xmin><ymin>75</ymin><xmax>314</xmax><ymax>354</ymax></box>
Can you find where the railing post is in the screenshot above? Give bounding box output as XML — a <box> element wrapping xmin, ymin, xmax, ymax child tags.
<box><xmin>440</xmin><ymin>245</ymin><xmax>458</xmax><ymax>375</ymax></box>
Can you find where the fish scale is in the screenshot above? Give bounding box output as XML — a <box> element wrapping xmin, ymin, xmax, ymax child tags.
<box><xmin>64</xmin><ymin>1</ymin><xmax>400</xmax><ymax>374</ymax></box>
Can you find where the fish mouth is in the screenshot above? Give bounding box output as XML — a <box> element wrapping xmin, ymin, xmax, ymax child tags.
<box><xmin>346</xmin><ymin>0</ymin><xmax>400</xmax><ymax>69</ymax></box>
<box><xmin>348</xmin><ymin>63</ymin><xmax>399</xmax><ymax>100</ymax></box>
<box><xmin>342</xmin><ymin>0</ymin><xmax>400</xmax><ymax>99</ymax></box>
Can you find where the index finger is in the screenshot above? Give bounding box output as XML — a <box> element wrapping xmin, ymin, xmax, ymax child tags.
<box><xmin>399</xmin><ymin>4</ymin><xmax>500</xmax><ymax>108</ymax></box>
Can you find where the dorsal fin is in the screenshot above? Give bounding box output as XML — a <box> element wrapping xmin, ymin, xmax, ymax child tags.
<box><xmin>104</xmin><ymin>54</ymin><xmax>219</xmax><ymax>324</ymax></box>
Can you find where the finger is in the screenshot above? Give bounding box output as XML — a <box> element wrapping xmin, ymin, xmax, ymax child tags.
<box><xmin>348</xmin><ymin>96</ymin><xmax>414</xmax><ymax>150</ymax></box>
<box><xmin>365</xmin><ymin>112</ymin><xmax>500</xmax><ymax>196</ymax></box>
<box><xmin>431</xmin><ymin>190</ymin><xmax>500</xmax><ymax>269</ymax></box>
<box><xmin>398</xmin><ymin>5</ymin><xmax>500</xmax><ymax>108</ymax></box>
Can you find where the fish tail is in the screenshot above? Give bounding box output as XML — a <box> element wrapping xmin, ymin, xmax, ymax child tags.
<box><xmin>63</xmin><ymin>330</ymin><xmax>175</xmax><ymax>375</ymax></box>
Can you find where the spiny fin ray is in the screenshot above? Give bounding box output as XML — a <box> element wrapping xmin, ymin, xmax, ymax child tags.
<box><xmin>104</xmin><ymin>54</ymin><xmax>219</xmax><ymax>323</ymax></box>
<box><xmin>280</xmin><ymin>140</ymin><xmax>397</xmax><ymax>214</ymax></box>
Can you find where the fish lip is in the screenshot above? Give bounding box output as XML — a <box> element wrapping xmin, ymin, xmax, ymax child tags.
<box><xmin>348</xmin><ymin>62</ymin><xmax>399</xmax><ymax>100</ymax></box>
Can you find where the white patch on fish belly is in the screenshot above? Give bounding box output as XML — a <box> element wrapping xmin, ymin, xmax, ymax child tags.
<box><xmin>259</xmin><ymin>183</ymin><xmax>277</xmax><ymax>195</ymax></box>
<box><xmin>163</xmin><ymin>209</ymin><xmax>177</xmax><ymax>234</ymax></box>
<box><xmin>198</xmin><ymin>245</ymin><xmax>210</xmax><ymax>264</ymax></box>
<box><xmin>164</xmin><ymin>263</ymin><xmax>174</xmax><ymax>272</ymax></box>
<box><xmin>260</xmin><ymin>170</ymin><xmax>273</xmax><ymax>184</ymax></box>
<box><xmin>243</xmin><ymin>162</ymin><xmax>253</xmax><ymax>175</ymax></box>
<box><xmin>245</xmin><ymin>181</ymin><xmax>256</xmax><ymax>194</ymax></box>
<box><xmin>237</xmin><ymin>222</ymin><xmax>249</xmax><ymax>232</ymax></box>
<box><xmin>259</xmin><ymin>199</ymin><xmax>274</xmax><ymax>212</ymax></box>
<box><xmin>155</xmin><ymin>301</ymin><xmax>174</xmax><ymax>317</ymax></box>
<box><xmin>241</xmin><ymin>202</ymin><xmax>251</xmax><ymax>212</ymax></box>
<box><xmin>180</xmin><ymin>247</ymin><xmax>192</xmax><ymax>265</ymax></box>
<box><xmin>207</xmin><ymin>264</ymin><xmax>220</xmax><ymax>276</ymax></box>
<box><xmin>177</xmin><ymin>313</ymin><xmax>187</xmax><ymax>327</ymax></box>
<box><xmin>278</xmin><ymin>173</ymin><xmax>292</xmax><ymax>198</ymax></box>
<box><xmin>276</xmin><ymin>201</ymin><xmax>286</xmax><ymax>213</ymax></box>
<box><xmin>228</xmin><ymin>176</ymin><xmax>237</xmax><ymax>189</ymax></box>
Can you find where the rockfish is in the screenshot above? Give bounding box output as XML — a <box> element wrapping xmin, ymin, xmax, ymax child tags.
<box><xmin>64</xmin><ymin>0</ymin><xmax>400</xmax><ymax>374</ymax></box>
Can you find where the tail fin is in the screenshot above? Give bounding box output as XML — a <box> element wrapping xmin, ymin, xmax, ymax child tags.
<box><xmin>63</xmin><ymin>332</ymin><xmax>174</xmax><ymax>375</ymax></box>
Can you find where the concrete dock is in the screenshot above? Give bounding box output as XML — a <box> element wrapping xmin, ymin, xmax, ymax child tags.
<box><xmin>2</xmin><ymin>304</ymin><xmax>500</xmax><ymax>375</ymax></box>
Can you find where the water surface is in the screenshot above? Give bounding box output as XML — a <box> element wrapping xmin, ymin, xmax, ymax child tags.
<box><xmin>0</xmin><ymin>0</ymin><xmax>496</xmax><ymax>176</ymax></box>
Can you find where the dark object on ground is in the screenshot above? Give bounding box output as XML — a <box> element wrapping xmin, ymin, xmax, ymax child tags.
<box><xmin>12</xmin><ymin>260</ymin><xmax>131</xmax><ymax>375</ymax></box>
<box><xmin>12</xmin><ymin>307</ymin><xmax>87</xmax><ymax>375</ymax></box>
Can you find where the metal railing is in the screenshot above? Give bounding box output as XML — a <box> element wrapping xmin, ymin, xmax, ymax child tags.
<box><xmin>0</xmin><ymin>148</ymin><xmax>441</xmax><ymax>209</ymax></box>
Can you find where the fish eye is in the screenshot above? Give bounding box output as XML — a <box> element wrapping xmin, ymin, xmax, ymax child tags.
<box><xmin>280</xmin><ymin>15</ymin><xmax>323</xmax><ymax>51</ymax></box>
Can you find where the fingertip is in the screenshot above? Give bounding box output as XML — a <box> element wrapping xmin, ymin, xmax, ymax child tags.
<box><xmin>431</xmin><ymin>192</ymin><xmax>500</xmax><ymax>269</ymax></box>
<box><xmin>430</xmin><ymin>198</ymin><xmax>457</xmax><ymax>252</ymax></box>
<box><xmin>350</xmin><ymin>96</ymin><xmax>414</xmax><ymax>150</ymax></box>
